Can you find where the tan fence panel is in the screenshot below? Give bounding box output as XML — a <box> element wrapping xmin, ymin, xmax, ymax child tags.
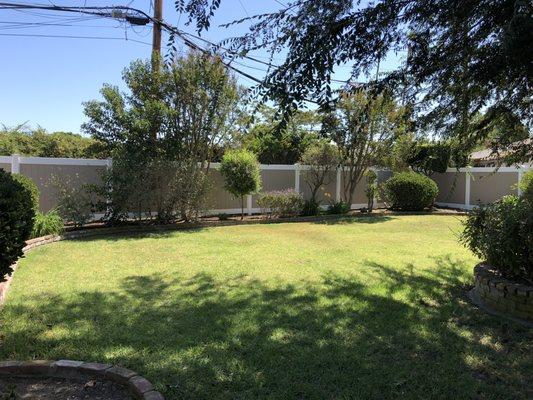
<box><xmin>0</xmin><ymin>163</ymin><xmax>11</xmax><ymax>172</ymax></box>
<box><xmin>433</xmin><ymin>172</ymin><xmax>466</xmax><ymax>205</ymax></box>
<box><xmin>252</xmin><ymin>169</ymin><xmax>296</xmax><ymax>208</ymax></box>
<box><xmin>205</xmin><ymin>169</ymin><xmax>242</xmax><ymax>211</ymax></box>
<box><xmin>470</xmin><ymin>172</ymin><xmax>518</xmax><ymax>205</ymax></box>
<box><xmin>19</xmin><ymin>164</ymin><xmax>106</xmax><ymax>212</ymax></box>
<box><xmin>300</xmin><ymin>170</ymin><xmax>336</xmax><ymax>204</ymax></box>
<box><xmin>340</xmin><ymin>171</ymin><xmax>368</xmax><ymax>206</ymax></box>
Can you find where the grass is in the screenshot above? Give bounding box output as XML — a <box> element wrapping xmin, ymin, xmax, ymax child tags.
<box><xmin>1</xmin><ymin>215</ymin><xmax>531</xmax><ymax>399</ymax></box>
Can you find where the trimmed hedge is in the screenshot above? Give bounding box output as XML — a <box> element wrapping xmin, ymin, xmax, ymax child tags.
<box><xmin>0</xmin><ymin>170</ymin><xmax>36</xmax><ymax>280</ymax></box>
<box><xmin>258</xmin><ymin>189</ymin><xmax>304</xmax><ymax>218</ymax></box>
<box><xmin>384</xmin><ymin>172</ymin><xmax>438</xmax><ymax>211</ymax></box>
<box><xmin>12</xmin><ymin>174</ymin><xmax>39</xmax><ymax>212</ymax></box>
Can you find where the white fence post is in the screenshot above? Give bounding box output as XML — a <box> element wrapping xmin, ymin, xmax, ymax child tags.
<box><xmin>465</xmin><ymin>169</ymin><xmax>471</xmax><ymax>208</ymax></box>
<box><xmin>11</xmin><ymin>154</ymin><xmax>20</xmax><ymax>174</ymax></box>
<box><xmin>335</xmin><ymin>168</ymin><xmax>341</xmax><ymax>202</ymax></box>
<box><xmin>295</xmin><ymin>164</ymin><xmax>300</xmax><ymax>193</ymax></box>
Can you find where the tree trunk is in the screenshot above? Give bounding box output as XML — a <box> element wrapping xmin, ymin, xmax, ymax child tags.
<box><xmin>241</xmin><ymin>195</ymin><xmax>244</xmax><ymax>220</ymax></box>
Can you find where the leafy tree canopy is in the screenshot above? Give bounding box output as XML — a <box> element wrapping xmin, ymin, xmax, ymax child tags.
<box><xmin>0</xmin><ymin>125</ymin><xmax>107</xmax><ymax>159</ymax></box>
<box><xmin>236</xmin><ymin>106</ymin><xmax>322</xmax><ymax>164</ymax></box>
<box><xmin>176</xmin><ymin>0</ymin><xmax>532</xmax><ymax>163</ymax></box>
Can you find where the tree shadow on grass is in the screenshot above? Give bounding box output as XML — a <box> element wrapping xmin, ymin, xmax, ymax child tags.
<box><xmin>1</xmin><ymin>256</ymin><xmax>531</xmax><ymax>399</ymax></box>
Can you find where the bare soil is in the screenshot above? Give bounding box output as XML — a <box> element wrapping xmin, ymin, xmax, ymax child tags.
<box><xmin>0</xmin><ymin>377</ymin><xmax>132</xmax><ymax>400</ymax></box>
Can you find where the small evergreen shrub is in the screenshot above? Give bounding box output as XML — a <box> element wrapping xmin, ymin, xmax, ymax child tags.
<box><xmin>32</xmin><ymin>209</ymin><xmax>64</xmax><ymax>238</ymax></box>
<box><xmin>220</xmin><ymin>149</ymin><xmax>261</xmax><ymax>219</ymax></box>
<box><xmin>461</xmin><ymin>195</ymin><xmax>532</xmax><ymax>284</ymax></box>
<box><xmin>518</xmin><ymin>170</ymin><xmax>533</xmax><ymax>204</ymax></box>
<box><xmin>258</xmin><ymin>189</ymin><xmax>304</xmax><ymax>218</ymax></box>
<box><xmin>301</xmin><ymin>198</ymin><xmax>321</xmax><ymax>216</ymax></box>
<box><xmin>12</xmin><ymin>174</ymin><xmax>39</xmax><ymax>212</ymax></box>
<box><xmin>0</xmin><ymin>170</ymin><xmax>35</xmax><ymax>280</ymax></box>
<box><xmin>384</xmin><ymin>172</ymin><xmax>438</xmax><ymax>211</ymax></box>
<box><xmin>327</xmin><ymin>200</ymin><xmax>350</xmax><ymax>215</ymax></box>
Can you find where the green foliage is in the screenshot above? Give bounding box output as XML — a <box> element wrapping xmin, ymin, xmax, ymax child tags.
<box><xmin>11</xmin><ymin>174</ymin><xmax>39</xmax><ymax>212</ymax></box>
<box><xmin>301</xmin><ymin>198</ymin><xmax>321</xmax><ymax>216</ymax></box>
<box><xmin>83</xmin><ymin>52</ymin><xmax>239</xmax><ymax>223</ymax></box>
<box><xmin>239</xmin><ymin>107</ymin><xmax>321</xmax><ymax>164</ymax></box>
<box><xmin>178</xmin><ymin>0</ymin><xmax>531</xmax><ymax>165</ymax></box>
<box><xmin>364</xmin><ymin>170</ymin><xmax>378</xmax><ymax>212</ymax></box>
<box><xmin>0</xmin><ymin>125</ymin><xmax>107</xmax><ymax>158</ymax></box>
<box><xmin>324</xmin><ymin>90</ymin><xmax>406</xmax><ymax>205</ymax></box>
<box><xmin>384</xmin><ymin>172</ymin><xmax>438</xmax><ymax>211</ymax></box>
<box><xmin>52</xmin><ymin>175</ymin><xmax>96</xmax><ymax>228</ymax></box>
<box><xmin>220</xmin><ymin>149</ymin><xmax>261</xmax><ymax>218</ymax></box>
<box><xmin>217</xmin><ymin>213</ymin><xmax>229</xmax><ymax>221</ymax></box>
<box><xmin>408</xmin><ymin>142</ymin><xmax>452</xmax><ymax>175</ymax></box>
<box><xmin>518</xmin><ymin>170</ymin><xmax>533</xmax><ymax>205</ymax></box>
<box><xmin>257</xmin><ymin>189</ymin><xmax>304</xmax><ymax>219</ymax></box>
<box><xmin>300</xmin><ymin>141</ymin><xmax>340</xmax><ymax>203</ymax></box>
<box><xmin>461</xmin><ymin>195</ymin><xmax>532</xmax><ymax>284</ymax></box>
<box><xmin>0</xmin><ymin>169</ymin><xmax>35</xmax><ymax>280</ymax></box>
<box><xmin>32</xmin><ymin>210</ymin><xmax>64</xmax><ymax>238</ymax></box>
<box><xmin>327</xmin><ymin>201</ymin><xmax>350</xmax><ymax>215</ymax></box>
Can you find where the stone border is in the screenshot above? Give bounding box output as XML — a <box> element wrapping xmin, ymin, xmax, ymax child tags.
<box><xmin>0</xmin><ymin>360</ymin><xmax>164</xmax><ymax>399</ymax></box>
<box><xmin>470</xmin><ymin>263</ymin><xmax>533</xmax><ymax>327</ymax></box>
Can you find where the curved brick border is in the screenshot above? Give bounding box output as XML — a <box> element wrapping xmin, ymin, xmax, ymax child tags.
<box><xmin>0</xmin><ymin>360</ymin><xmax>164</xmax><ymax>399</ymax></box>
<box><xmin>470</xmin><ymin>263</ymin><xmax>533</xmax><ymax>326</ymax></box>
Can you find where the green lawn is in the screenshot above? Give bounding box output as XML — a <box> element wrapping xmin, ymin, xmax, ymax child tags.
<box><xmin>1</xmin><ymin>215</ymin><xmax>531</xmax><ymax>399</ymax></box>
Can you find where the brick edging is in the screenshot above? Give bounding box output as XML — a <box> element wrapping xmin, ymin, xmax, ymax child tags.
<box><xmin>472</xmin><ymin>263</ymin><xmax>533</xmax><ymax>325</ymax></box>
<box><xmin>0</xmin><ymin>360</ymin><xmax>164</xmax><ymax>399</ymax></box>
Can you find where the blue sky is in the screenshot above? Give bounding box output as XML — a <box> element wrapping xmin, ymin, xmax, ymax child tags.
<box><xmin>0</xmin><ymin>1</ymin><xmax>402</xmax><ymax>134</ymax></box>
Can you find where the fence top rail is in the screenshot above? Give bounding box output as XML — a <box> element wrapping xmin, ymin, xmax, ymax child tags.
<box><xmin>1</xmin><ymin>155</ymin><xmax>530</xmax><ymax>173</ymax></box>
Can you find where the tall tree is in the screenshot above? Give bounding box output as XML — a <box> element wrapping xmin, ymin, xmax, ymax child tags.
<box><xmin>175</xmin><ymin>0</ymin><xmax>532</xmax><ymax>163</ymax></box>
<box><xmin>323</xmin><ymin>90</ymin><xmax>404</xmax><ymax>205</ymax></box>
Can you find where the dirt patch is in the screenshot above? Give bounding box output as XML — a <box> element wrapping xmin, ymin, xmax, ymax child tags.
<box><xmin>0</xmin><ymin>376</ymin><xmax>132</xmax><ymax>400</ymax></box>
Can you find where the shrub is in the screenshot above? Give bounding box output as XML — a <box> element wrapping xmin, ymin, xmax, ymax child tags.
<box><xmin>301</xmin><ymin>198</ymin><xmax>321</xmax><ymax>216</ymax></box>
<box><xmin>220</xmin><ymin>149</ymin><xmax>261</xmax><ymax>219</ymax></box>
<box><xmin>217</xmin><ymin>213</ymin><xmax>229</xmax><ymax>221</ymax></box>
<box><xmin>384</xmin><ymin>172</ymin><xmax>438</xmax><ymax>211</ymax></box>
<box><xmin>461</xmin><ymin>195</ymin><xmax>532</xmax><ymax>284</ymax></box>
<box><xmin>518</xmin><ymin>170</ymin><xmax>533</xmax><ymax>204</ymax></box>
<box><xmin>258</xmin><ymin>189</ymin><xmax>304</xmax><ymax>219</ymax></box>
<box><xmin>11</xmin><ymin>174</ymin><xmax>39</xmax><ymax>212</ymax></box>
<box><xmin>32</xmin><ymin>209</ymin><xmax>64</xmax><ymax>238</ymax></box>
<box><xmin>327</xmin><ymin>200</ymin><xmax>350</xmax><ymax>215</ymax></box>
<box><xmin>300</xmin><ymin>141</ymin><xmax>339</xmax><ymax>203</ymax></box>
<box><xmin>0</xmin><ymin>169</ymin><xmax>35</xmax><ymax>280</ymax></box>
<box><xmin>52</xmin><ymin>175</ymin><xmax>95</xmax><ymax>228</ymax></box>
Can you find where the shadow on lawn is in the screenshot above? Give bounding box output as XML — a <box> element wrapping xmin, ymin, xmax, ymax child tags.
<box><xmin>1</xmin><ymin>256</ymin><xmax>531</xmax><ymax>399</ymax></box>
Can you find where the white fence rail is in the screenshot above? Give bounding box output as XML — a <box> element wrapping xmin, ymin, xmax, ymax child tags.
<box><xmin>1</xmin><ymin>154</ymin><xmax>530</xmax><ymax>214</ymax></box>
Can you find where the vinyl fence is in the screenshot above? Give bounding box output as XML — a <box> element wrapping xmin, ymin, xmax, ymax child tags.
<box><xmin>1</xmin><ymin>154</ymin><xmax>530</xmax><ymax>214</ymax></box>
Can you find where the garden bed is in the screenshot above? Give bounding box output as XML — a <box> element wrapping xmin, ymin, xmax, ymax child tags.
<box><xmin>0</xmin><ymin>360</ymin><xmax>163</xmax><ymax>400</ymax></box>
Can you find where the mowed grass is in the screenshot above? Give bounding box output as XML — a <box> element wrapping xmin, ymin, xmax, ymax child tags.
<box><xmin>1</xmin><ymin>215</ymin><xmax>531</xmax><ymax>399</ymax></box>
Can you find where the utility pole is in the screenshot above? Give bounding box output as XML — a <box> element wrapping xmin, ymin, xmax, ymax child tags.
<box><xmin>151</xmin><ymin>0</ymin><xmax>163</xmax><ymax>141</ymax></box>
<box><xmin>152</xmin><ymin>0</ymin><xmax>163</xmax><ymax>69</ymax></box>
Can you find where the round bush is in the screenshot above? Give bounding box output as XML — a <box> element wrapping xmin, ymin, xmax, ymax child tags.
<box><xmin>0</xmin><ymin>170</ymin><xmax>36</xmax><ymax>280</ymax></box>
<box><xmin>384</xmin><ymin>172</ymin><xmax>438</xmax><ymax>211</ymax></box>
<box><xmin>12</xmin><ymin>174</ymin><xmax>40</xmax><ymax>212</ymax></box>
<box><xmin>461</xmin><ymin>195</ymin><xmax>532</xmax><ymax>284</ymax></box>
